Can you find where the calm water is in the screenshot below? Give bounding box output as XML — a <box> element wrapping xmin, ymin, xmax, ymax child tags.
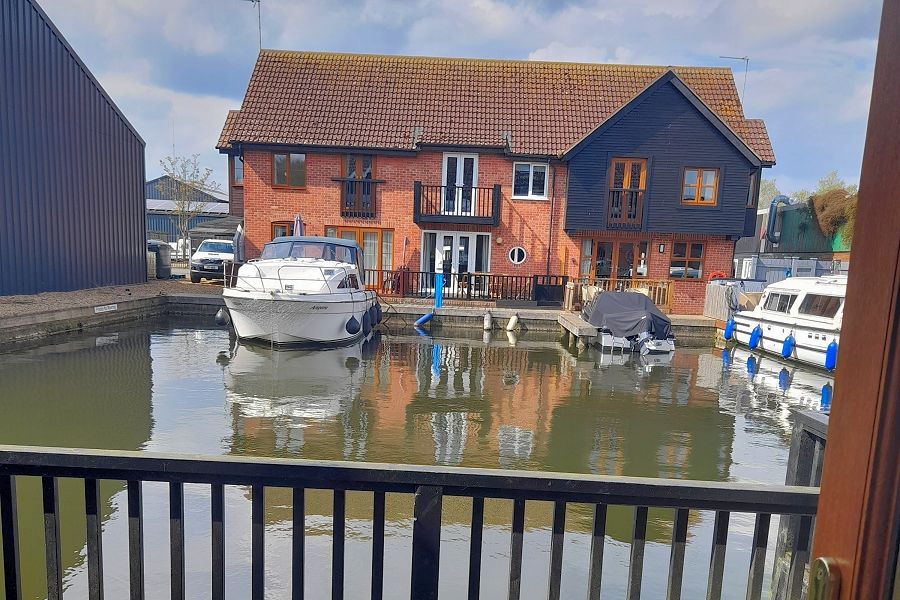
<box><xmin>0</xmin><ymin>318</ymin><xmax>832</xmax><ymax>600</ymax></box>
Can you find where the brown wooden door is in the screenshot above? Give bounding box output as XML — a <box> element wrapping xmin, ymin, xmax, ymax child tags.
<box><xmin>810</xmin><ymin>2</ymin><xmax>900</xmax><ymax>598</ymax></box>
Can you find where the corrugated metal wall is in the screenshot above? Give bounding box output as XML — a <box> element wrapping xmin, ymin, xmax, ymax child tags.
<box><xmin>146</xmin><ymin>214</ymin><xmax>222</xmax><ymax>242</ymax></box>
<box><xmin>0</xmin><ymin>0</ymin><xmax>146</xmax><ymax>296</ymax></box>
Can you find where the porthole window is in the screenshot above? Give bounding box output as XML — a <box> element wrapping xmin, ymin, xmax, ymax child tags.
<box><xmin>508</xmin><ymin>246</ymin><xmax>527</xmax><ymax>265</ymax></box>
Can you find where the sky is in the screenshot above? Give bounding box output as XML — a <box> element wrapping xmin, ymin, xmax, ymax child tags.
<box><xmin>39</xmin><ymin>0</ymin><xmax>882</xmax><ymax>198</ymax></box>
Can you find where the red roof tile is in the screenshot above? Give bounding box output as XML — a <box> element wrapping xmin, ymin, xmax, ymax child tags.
<box><xmin>218</xmin><ymin>51</ymin><xmax>774</xmax><ymax>164</ymax></box>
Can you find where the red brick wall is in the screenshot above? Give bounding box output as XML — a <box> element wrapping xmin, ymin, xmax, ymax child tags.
<box><xmin>241</xmin><ymin>149</ymin><xmax>573</xmax><ymax>276</ymax></box>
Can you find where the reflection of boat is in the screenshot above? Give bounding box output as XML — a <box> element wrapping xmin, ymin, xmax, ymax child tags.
<box><xmin>731</xmin><ymin>275</ymin><xmax>844</xmax><ymax>369</ymax></box>
<box><xmin>223</xmin><ymin>339</ymin><xmax>370</xmax><ymax>423</ymax></box>
<box><xmin>729</xmin><ymin>347</ymin><xmax>833</xmax><ymax>408</ymax></box>
<box><xmin>223</xmin><ymin>236</ymin><xmax>378</xmax><ymax>345</ymax></box>
<box><xmin>582</xmin><ymin>291</ymin><xmax>675</xmax><ymax>354</ymax></box>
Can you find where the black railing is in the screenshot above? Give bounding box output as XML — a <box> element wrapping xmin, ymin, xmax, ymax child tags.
<box><xmin>413</xmin><ymin>182</ymin><xmax>501</xmax><ymax>226</ymax></box>
<box><xmin>364</xmin><ymin>270</ymin><xmax>568</xmax><ymax>305</ymax></box>
<box><xmin>337</xmin><ymin>178</ymin><xmax>378</xmax><ymax>218</ymax></box>
<box><xmin>0</xmin><ymin>445</ymin><xmax>817</xmax><ymax>600</ymax></box>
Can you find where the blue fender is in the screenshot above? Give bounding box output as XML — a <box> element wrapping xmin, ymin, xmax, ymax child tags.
<box><xmin>825</xmin><ymin>340</ymin><xmax>838</xmax><ymax>371</ymax></box>
<box><xmin>749</xmin><ymin>325</ymin><xmax>763</xmax><ymax>350</ymax></box>
<box><xmin>415</xmin><ymin>312</ymin><xmax>434</xmax><ymax>327</ymax></box>
<box><xmin>362</xmin><ymin>310</ymin><xmax>372</xmax><ymax>335</ymax></box>
<box><xmin>724</xmin><ymin>318</ymin><xmax>736</xmax><ymax>341</ymax></box>
<box><xmin>781</xmin><ymin>334</ymin><xmax>795</xmax><ymax>359</ymax></box>
<box><xmin>820</xmin><ymin>383</ymin><xmax>833</xmax><ymax>411</ymax></box>
<box><xmin>746</xmin><ymin>355</ymin><xmax>759</xmax><ymax>376</ymax></box>
<box><xmin>345</xmin><ymin>316</ymin><xmax>361</xmax><ymax>335</ymax></box>
<box><xmin>778</xmin><ymin>367</ymin><xmax>791</xmax><ymax>391</ymax></box>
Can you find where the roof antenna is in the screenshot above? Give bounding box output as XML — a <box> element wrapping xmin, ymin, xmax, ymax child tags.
<box><xmin>242</xmin><ymin>0</ymin><xmax>262</xmax><ymax>50</ymax></box>
<box><xmin>719</xmin><ymin>55</ymin><xmax>749</xmax><ymax>104</ymax></box>
<box><xmin>412</xmin><ymin>126</ymin><xmax>424</xmax><ymax>147</ymax></box>
<box><xmin>501</xmin><ymin>130</ymin><xmax>512</xmax><ymax>151</ymax></box>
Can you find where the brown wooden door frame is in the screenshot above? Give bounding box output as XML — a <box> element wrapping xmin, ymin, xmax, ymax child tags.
<box><xmin>811</xmin><ymin>1</ymin><xmax>900</xmax><ymax>597</ymax></box>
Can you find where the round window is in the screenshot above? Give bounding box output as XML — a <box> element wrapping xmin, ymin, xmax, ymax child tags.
<box><xmin>508</xmin><ymin>246</ymin><xmax>527</xmax><ymax>265</ymax></box>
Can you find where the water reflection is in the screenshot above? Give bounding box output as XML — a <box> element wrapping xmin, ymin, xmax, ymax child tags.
<box><xmin>0</xmin><ymin>320</ymin><xmax>833</xmax><ymax>599</ymax></box>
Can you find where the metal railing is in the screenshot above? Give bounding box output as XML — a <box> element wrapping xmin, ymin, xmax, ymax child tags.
<box><xmin>0</xmin><ymin>445</ymin><xmax>818</xmax><ymax>600</ymax></box>
<box><xmin>365</xmin><ymin>270</ymin><xmax>568</xmax><ymax>305</ymax></box>
<box><xmin>228</xmin><ymin>262</ymin><xmax>359</xmax><ymax>295</ymax></box>
<box><xmin>413</xmin><ymin>182</ymin><xmax>501</xmax><ymax>226</ymax></box>
<box><xmin>576</xmin><ymin>277</ymin><xmax>673</xmax><ymax>312</ymax></box>
<box><xmin>338</xmin><ymin>179</ymin><xmax>378</xmax><ymax>219</ymax></box>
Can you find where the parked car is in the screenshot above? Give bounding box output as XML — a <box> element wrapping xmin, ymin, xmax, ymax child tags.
<box><xmin>190</xmin><ymin>239</ymin><xmax>234</xmax><ymax>283</ymax></box>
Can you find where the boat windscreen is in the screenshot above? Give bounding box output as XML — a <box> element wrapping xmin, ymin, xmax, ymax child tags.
<box><xmin>260</xmin><ymin>241</ymin><xmax>358</xmax><ymax>264</ymax></box>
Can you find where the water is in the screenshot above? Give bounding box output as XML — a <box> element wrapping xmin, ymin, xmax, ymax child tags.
<box><xmin>0</xmin><ymin>318</ymin><xmax>832</xmax><ymax>599</ymax></box>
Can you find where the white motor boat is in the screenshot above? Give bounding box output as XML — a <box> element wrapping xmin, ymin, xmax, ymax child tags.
<box><xmin>582</xmin><ymin>291</ymin><xmax>676</xmax><ymax>354</ymax></box>
<box><xmin>730</xmin><ymin>275</ymin><xmax>845</xmax><ymax>370</ymax></box>
<box><xmin>222</xmin><ymin>236</ymin><xmax>379</xmax><ymax>345</ymax></box>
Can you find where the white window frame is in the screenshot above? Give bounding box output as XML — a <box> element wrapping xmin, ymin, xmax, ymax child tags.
<box><xmin>441</xmin><ymin>153</ymin><xmax>479</xmax><ymax>215</ymax></box>
<box><xmin>511</xmin><ymin>162</ymin><xmax>549</xmax><ymax>200</ymax></box>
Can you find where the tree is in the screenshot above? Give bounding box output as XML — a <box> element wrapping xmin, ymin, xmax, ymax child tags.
<box><xmin>790</xmin><ymin>170</ymin><xmax>858</xmax><ymax>203</ymax></box>
<box><xmin>758</xmin><ymin>178</ymin><xmax>781</xmax><ymax>210</ymax></box>
<box><xmin>159</xmin><ymin>155</ymin><xmax>222</xmax><ymax>257</ymax></box>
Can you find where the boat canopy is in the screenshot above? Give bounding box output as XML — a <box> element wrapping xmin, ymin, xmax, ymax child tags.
<box><xmin>261</xmin><ymin>236</ymin><xmax>364</xmax><ymax>271</ymax></box>
<box><xmin>582</xmin><ymin>291</ymin><xmax>672</xmax><ymax>339</ymax></box>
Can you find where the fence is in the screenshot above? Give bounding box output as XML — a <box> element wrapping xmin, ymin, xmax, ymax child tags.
<box><xmin>734</xmin><ymin>257</ymin><xmax>847</xmax><ymax>285</ymax></box>
<box><xmin>566</xmin><ymin>278</ymin><xmax>673</xmax><ymax>312</ymax></box>
<box><xmin>0</xmin><ymin>445</ymin><xmax>818</xmax><ymax>600</ymax></box>
<box><xmin>365</xmin><ymin>270</ymin><xmax>568</xmax><ymax>306</ymax></box>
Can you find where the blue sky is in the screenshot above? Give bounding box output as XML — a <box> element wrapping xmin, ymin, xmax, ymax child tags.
<box><xmin>40</xmin><ymin>0</ymin><xmax>881</xmax><ymax>196</ymax></box>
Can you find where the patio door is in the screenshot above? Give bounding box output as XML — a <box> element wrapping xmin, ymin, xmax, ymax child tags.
<box><xmin>442</xmin><ymin>153</ymin><xmax>478</xmax><ymax>215</ymax></box>
<box><xmin>422</xmin><ymin>231</ymin><xmax>490</xmax><ymax>292</ymax></box>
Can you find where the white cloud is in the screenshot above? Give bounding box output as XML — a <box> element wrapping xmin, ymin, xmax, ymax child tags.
<box><xmin>528</xmin><ymin>42</ymin><xmax>637</xmax><ymax>64</ymax></box>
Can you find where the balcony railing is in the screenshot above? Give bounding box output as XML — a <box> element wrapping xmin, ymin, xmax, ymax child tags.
<box><xmin>338</xmin><ymin>178</ymin><xmax>379</xmax><ymax>218</ymax></box>
<box><xmin>568</xmin><ymin>277</ymin><xmax>673</xmax><ymax>312</ymax></box>
<box><xmin>413</xmin><ymin>182</ymin><xmax>501</xmax><ymax>226</ymax></box>
<box><xmin>364</xmin><ymin>269</ymin><xmax>568</xmax><ymax>306</ymax></box>
<box><xmin>607</xmin><ymin>189</ymin><xmax>644</xmax><ymax>229</ymax></box>
<box><xmin>0</xmin><ymin>445</ymin><xmax>817</xmax><ymax>600</ymax></box>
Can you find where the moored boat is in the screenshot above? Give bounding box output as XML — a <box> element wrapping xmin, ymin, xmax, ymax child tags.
<box><xmin>728</xmin><ymin>275</ymin><xmax>844</xmax><ymax>370</ymax></box>
<box><xmin>222</xmin><ymin>236</ymin><xmax>379</xmax><ymax>345</ymax></box>
<box><xmin>581</xmin><ymin>291</ymin><xmax>675</xmax><ymax>354</ymax></box>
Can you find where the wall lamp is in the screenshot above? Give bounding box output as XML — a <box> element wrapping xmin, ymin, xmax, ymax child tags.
<box><xmin>658</xmin><ymin>243</ymin><xmax>666</xmax><ymax>253</ymax></box>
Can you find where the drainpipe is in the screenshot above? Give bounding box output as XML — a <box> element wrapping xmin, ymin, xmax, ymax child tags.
<box><xmin>546</xmin><ymin>161</ymin><xmax>556</xmax><ymax>275</ymax></box>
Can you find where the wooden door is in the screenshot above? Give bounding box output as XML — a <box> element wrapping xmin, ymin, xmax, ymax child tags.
<box><xmin>810</xmin><ymin>2</ymin><xmax>900</xmax><ymax>597</ymax></box>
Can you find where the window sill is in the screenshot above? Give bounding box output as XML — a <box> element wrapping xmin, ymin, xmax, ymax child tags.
<box><xmin>271</xmin><ymin>184</ymin><xmax>307</xmax><ymax>190</ymax></box>
<box><xmin>511</xmin><ymin>195</ymin><xmax>549</xmax><ymax>201</ymax></box>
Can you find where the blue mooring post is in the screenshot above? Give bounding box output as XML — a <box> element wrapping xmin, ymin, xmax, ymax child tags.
<box><xmin>434</xmin><ymin>273</ymin><xmax>444</xmax><ymax>308</ymax></box>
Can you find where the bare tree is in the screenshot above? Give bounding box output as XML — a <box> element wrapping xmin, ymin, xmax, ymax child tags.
<box><xmin>159</xmin><ymin>154</ymin><xmax>222</xmax><ymax>257</ymax></box>
<box><xmin>758</xmin><ymin>178</ymin><xmax>781</xmax><ymax>210</ymax></box>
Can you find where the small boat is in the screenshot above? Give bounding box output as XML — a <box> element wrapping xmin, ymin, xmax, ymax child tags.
<box><xmin>729</xmin><ymin>275</ymin><xmax>844</xmax><ymax>370</ymax></box>
<box><xmin>222</xmin><ymin>236</ymin><xmax>379</xmax><ymax>345</ymax></box>
<box><xmin>581</xmin><ymin>291</ymin><xmax>675</xmax><ymax>354</ymax></box>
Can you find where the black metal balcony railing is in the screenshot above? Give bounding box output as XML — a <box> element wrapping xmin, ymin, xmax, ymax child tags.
<box><xmin>608</xmin><ymin>189</ymin><xmax>643</xmax><ymax>229</ymax></box>
<box><xmin>0</xmin><ymin>445</ymin><xmax>817</xmax><ymax>600</ymax></box>
<box><xmin>338</xmin><ymin>178</ymin><xmax>378</xmax><ymax>219</ymax></box>
<box><xmin>413</xmin><ymin>182</ymin><xmax>501</xmax><ymax>226</ymax></box>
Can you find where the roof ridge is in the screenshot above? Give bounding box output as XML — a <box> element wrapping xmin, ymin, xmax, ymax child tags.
<box><xmin>256</xmin><ymin>48</ymin><xmax>734</xmax><ymax>73</ymax></box>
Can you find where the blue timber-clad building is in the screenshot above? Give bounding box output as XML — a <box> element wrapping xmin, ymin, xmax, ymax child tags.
<box><xmin>0</xmin><ymin>0</ymin><xmax>146</xmax><ymax>296</ymax></box>
<box><xmin>145</xmin><ymin>175</ymin><xmax>229</xmax><ymax>246</ymax></box>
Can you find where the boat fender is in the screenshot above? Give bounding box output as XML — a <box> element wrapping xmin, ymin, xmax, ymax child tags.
<box><xmin>709</xmin><ymin>271</ymin><xmax>728</xmax><ymax>280</ymax></box>
<box><xmin>746</xmin><ymin>355</ymin><xmax>759</xmax><ymax>377</ymax></box>
<box><xmin>483</xmin><ymin>311</ymin><xmax>492</xmax><ymax>331</ymax></box>
<box><xmin>825</xmin><ymin>340</ymin><xmax>838</xmax><ymax>371</ymax></box>
<box><xmin>375</xmin><ymin>302</ymin><xmax>383</xmax><ymax>324</ymax></box>
<box><xmin>505</xmin><ymin>313</ymin><xmax>519</xmax><ymax>332</ymax></box>
<box><xmin>778</xmin><ymin>367</ymin><xmax>791</xmax><ymax>391</ymax></box>
<box><xmin>820</xmin><ymin>383</ymin><xmax>833</xmax><ymax>412</ymax></box>
<box><xmin>346</xmin><ymin>316</ymin><xmax>361</xmax><ymax>335</ymax></box>
<box><xmin>749</xmin><ymin>325</ymin><xmax>762</xmax><ymax>350</ymax></box>
<box><xmin>214</xmin><ymin>308</ymin><xmax>231</xmax><ymax>327</ymax></box>
<box><xmin>415</xmin><ymin>312</ymin><xmax>434</xmax><ymax>327</ymax></box>
<box><xmin>368</xmin><ymin>304</ymin><xmax>377</xmax><ymax>327</ymax></box>
<box><xmin>363</xmin><ymin>311</ymin><xmax>372</xmax><ymax>335</ymax></box>
<box><xmin>781</xmin><ymin>334</ymin><xmax>795</xmax><ymax>359</ymax></box>
<box><xmin>723</xmin><ymin>318</ymin><xmax>736</xmax><ymax>341</ymax></box>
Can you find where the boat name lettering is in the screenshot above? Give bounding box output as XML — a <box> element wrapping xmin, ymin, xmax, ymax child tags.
<box><xmin>310</xmin><ymin>305</ymin><xmax>328</xmax><ymax>310</ymax></box>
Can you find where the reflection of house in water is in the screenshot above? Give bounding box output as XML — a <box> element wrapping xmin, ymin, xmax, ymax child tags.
<box><xmin>0</xmin><ymin>329</ymin><xmax>154</xmax><ymax>599</ymax></box>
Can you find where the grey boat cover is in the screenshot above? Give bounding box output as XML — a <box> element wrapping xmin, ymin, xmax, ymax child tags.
<box><xmin>582</xmin><ymin>292</ymin><xmax>672</xmax><ymax>339</ymax></box>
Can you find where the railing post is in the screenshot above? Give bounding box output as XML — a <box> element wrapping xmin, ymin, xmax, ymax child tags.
<box><xmin>492</xmin><ymin>184</ymin><xmax>501</xmax><ymax>226</ymax></box>
<box><xmin>413</xmin><ymin>181</ymin><xmax>422</xmax><ymax>224</ymax></box>
<box><xmin>1</xmin><ymin>475</ymin><xmax>21</xmax><ymax>600</ymax></box>
<box><xmin>410</xmin><ymin>485</ymin><xmax>443</xmax><ymax>600</ymax></box>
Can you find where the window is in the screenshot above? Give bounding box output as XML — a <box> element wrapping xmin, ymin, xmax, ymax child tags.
<box><xmin>508</xmin><ymin>246</ymin><xmax>527</xmax><ymax>265</ymax></box>
<box><xmin>669</xmin><ymin>242</ymin><xmax>704</xmax><ymax>279</ymax></box>
<box><xmin>608</xmin><ymin>158</ymin><xmax>646</xmax><ymax>225</ymax></box>
<box><xmin>232</xmin><ymin>155</ymin><xmax>244</xmax><ymax>186</ymax></box>
<box><xmin>798</xmin><ymin>294</ymin><xmax>842</xmax><ymax>318</ymax></box>
<box><xmin>580</xmin><ymin>239</ymin><xmax>649</xmax><ymax>280</ymax></box>
<box><xmin>273</xmin><ymin>152</ymin><xmax>306</xmax><ymax>188</ymax></box>
<box><xmin>197</xmin><ymin>241</ymin><xmax>233</xmax><ymax>253</ymax></box>
<box><xmin>764</xmin><ymin>292</ymin><xmax>799</xmax><ymax>313</ymax></box>
<box><xmin>512</xmin><ymin>163</ymin><xmax>548</xmax><ymax>199</ymax></box>
<box><xmin>271</xmin><ymin>221</ymin><xmax>293</xmax><ymax>239</ymax></box>
<box><xmin>682</xmin><ymin>168</ymin><xmax>719</xmax><ymax>205</ymax></box>
<box><xmin>342</xmin><ymin>154</ymin><xmax>376</xmax><ymax>217</ymax></box>
<box><xmin>747</xmin><ymin>170</ymin><xmax>758</xmax><ymax>208</ymax></box>
<box><xmin>325</xmin><ymin>227</ymin><xmax>393</xmax><ymax>285</ymax></box>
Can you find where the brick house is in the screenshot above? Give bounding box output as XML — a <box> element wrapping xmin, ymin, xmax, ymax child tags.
<box><xmin>217</xmin><ymin>51</ymin><xmax>774</xmax><ymax>314</ymax></box>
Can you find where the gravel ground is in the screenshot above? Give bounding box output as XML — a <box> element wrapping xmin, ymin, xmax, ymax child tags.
<box><xmin>0</xmin><ymin>279</ymin><xmax>223</xmax><ymax>319</ymax></box>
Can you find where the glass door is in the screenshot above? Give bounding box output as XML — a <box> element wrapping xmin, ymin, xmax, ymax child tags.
<box><xmin>422</xmin><ymin>231</ymin><xmax>491</xmax><ymax>294</ymax></box>
<box><xmin>442</xmin><ymin>154</ymin><xmax>478</xmax><ymax>215</ymax></box>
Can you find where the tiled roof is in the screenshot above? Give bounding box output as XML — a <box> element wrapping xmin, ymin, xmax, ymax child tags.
<box><xmin>218</xmin><ymin>51</ymin><xmax>774</xmax><ymax>164</ymax></box>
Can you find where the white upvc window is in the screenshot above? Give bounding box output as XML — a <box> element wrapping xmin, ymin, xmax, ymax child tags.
<box><xmin>512</xmin><ymin>162</ymin><xmax>548</xmax><ymax>199</ymax></box>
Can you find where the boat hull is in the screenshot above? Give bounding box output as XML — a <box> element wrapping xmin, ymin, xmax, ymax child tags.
<box><xmin>223</xmin><ymin>290</ymin><xmax>376</xmax><ymax>345</ymax></box>
<box><xmin>732</xmin><ymin>313</ymin><xmax>839</xmax><ymax>370</ymax></box>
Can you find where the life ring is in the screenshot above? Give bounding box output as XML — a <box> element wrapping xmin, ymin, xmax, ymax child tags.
<box><xmin>709</xmin><ymin>271</ymin><xmax>728</xmax><ymax>280</ymax></box>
